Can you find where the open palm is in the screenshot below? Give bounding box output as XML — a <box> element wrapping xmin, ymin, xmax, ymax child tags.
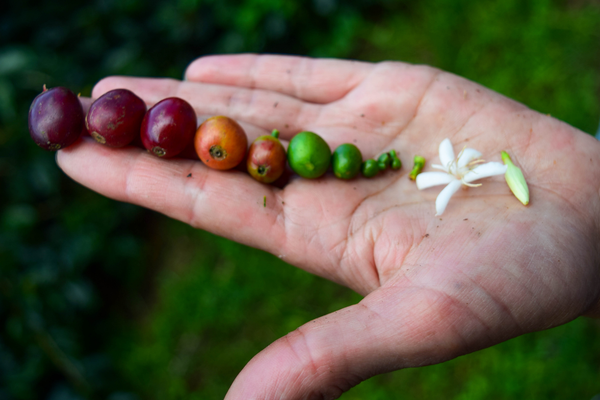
<box><xmin>57</xmin><ymin>54</ymin><xmax>600</xmax><ymax>400</ymax></box>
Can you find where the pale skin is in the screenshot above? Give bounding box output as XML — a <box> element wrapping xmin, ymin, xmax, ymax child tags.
<box><xmin>57</xmin><ymin>54</ymin><xmax>600</xmax><ymax>399</ymax></box>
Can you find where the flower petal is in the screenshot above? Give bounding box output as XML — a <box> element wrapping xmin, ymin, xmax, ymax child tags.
<box><xmin>435</xmin><ymin>179</ymin><xmax>462</xmax><ymax>216</ymax></box>
<box><xmin>416</xmin><ymin>172</ymin><xmax>456</xmax><ymax>190</ymax></box>
<box><xmin>462</xmin><ymin>162</ymin><xmax>507</xmax><ymax>183</ymax></box>
<box><xmin>431</xmin><ymin>164</ymin><xmax>447</xmax><ymax>171</ymax></box>
<box><xmin>457</xmin><ymin>148</ymin><xmax>483</xmax><ymax>169</ymax></box>
<box><xmin>438</xmin><ymin>138</ymin><xmax>455</xmax><ymax>170</ymax></box>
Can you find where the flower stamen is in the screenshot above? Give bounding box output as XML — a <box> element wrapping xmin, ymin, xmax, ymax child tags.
<box><xmin>466</xmin><ymin>159</ymin><xmax>486</xmax><ymax>167</ymax></box>
<box><xmin>461</xmin><ymin>180</ymin><xmax>483</xmax><ymax>188</ymax></box>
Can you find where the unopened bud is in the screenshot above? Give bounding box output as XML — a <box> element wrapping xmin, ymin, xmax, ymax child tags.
<box><xmin>409</xmin><ymin>155</ymin><xmax>426</xmax><ymax>180</ymax></box>
<box><xmin>501</xmin><ymin>151</ymin><xmax>529</xmax><ymax>205</ymax></box>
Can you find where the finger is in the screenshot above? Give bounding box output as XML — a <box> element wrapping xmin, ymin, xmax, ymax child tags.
<box><xmin>80</xmin><ymin>92</ymin><xmax>275</xmax><ymax>146</ymax></box>
<box><xmin>224</xmin><ymin>286</ymin><xmax>505</xmax><ymax>400</ymax></box>
<box><xmin>79</xmin><ymin>96</ymin><xmax>93</xmax><ymax>113</ymax></box>
<box><xmin>56</xmin><ymin>138</ymin><xmax>287</xmax><ymax>253</ymax></box>
<box><xmin>584</xmin><ymin>299</ymin><xmax>600</xmax><ymax>318</ymax></box>
<box><xmin>91</xmin><ymin>76</ymin><xmax>319</xmax><ymax>138</ymax></box>
<box><xmin>184</xmin><ymin>54</ymin><xmax>374</xmax><ymax>104</ymax></box>
<box><xmin>89</xmin><ymin>76</ymin><xmax>402</xmax><ymax>153</ymax></box>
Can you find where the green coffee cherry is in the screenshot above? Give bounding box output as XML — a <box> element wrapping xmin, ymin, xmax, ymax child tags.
<box><xmin>389</xmin><ymin>150</ymin><xmax>402</xmax><ymax>170</ymax></box>
<box><xmin>332</xmin><ymin>143</ymin><xmax>363</xmax><ymax>180</ymax></box>
<box><xmin>361</xmin><ymin>159</ymin><xmax>380</xmax><ymax>178</ymax></box>
<box><xmin>377</xmin><ymin>153</ymin><xmax>391</xmax><ymax>170</ymax></box>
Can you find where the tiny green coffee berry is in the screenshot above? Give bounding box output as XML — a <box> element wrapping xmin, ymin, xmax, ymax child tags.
<box><xmin>389</xmin><ymin>150</ymin><xmax>402</xmax><ymax>170</ymax></box>
<box><xmin>377</xmin><ymin>153</ymin><xmax>391</xmax><ymax>170</ymax></box>
<box><xmin>361</xmin><ymin>159</ymin><xmax>379</xmax><ymax>178</ymax></box>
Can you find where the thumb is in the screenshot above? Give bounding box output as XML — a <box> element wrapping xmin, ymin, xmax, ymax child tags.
<box><xmin>225</xmin><ymin>287</ymin><xmax>487</xmax><ymax>400</ymax></box>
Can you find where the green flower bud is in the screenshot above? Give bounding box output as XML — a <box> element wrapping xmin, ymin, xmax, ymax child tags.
<box><xmin>501</xmin><ymin>151</ymin><xmax>529</xmax><ymax>206</ymax></box>
<box><xmin>409</xmin><ymin>155</ymin><xmax>426</xmax><ymax>180</ymax></box>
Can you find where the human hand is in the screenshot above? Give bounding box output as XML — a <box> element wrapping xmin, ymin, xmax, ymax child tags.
<box><xmin>57</xmin><ymin>54</ymin><xmax>600</xmax><ymax>399</ymax></box>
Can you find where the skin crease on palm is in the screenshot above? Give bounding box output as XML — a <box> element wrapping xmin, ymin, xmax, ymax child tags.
<box><xmin>57</xmin><ymin>54</ymin><xmax>600</xmax><ymax>400</ymax></box>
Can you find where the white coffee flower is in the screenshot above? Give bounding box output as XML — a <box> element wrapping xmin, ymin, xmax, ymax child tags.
<box><xmin>416</xmin><ymin>138</ymin><xmax>507</xmax><ymax>216</ymax></box>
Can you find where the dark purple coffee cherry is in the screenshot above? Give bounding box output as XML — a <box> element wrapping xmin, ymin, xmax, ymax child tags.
<box><xmin>28</xmin><ymin>86</ymin><xmax>84</xmax><ymax>151</ymax></box>
<box><xmin>86</xmin><ymin>89</ymin><xmax>147</xmax><ymax>147</ymax></box>
<box><xmin>141</xmin><ymin>97</ymin><xmax>197</xmax><ymax>158</ymax></box>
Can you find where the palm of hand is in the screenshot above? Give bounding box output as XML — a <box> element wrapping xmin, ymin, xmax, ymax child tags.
<box><xmin>58</xmin><ymin>55</ymin><xmax>600</xmax><ymax>399</ymax></box>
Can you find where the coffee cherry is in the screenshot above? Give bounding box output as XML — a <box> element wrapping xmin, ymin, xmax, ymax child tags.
<box><xmin>287</xmin><ymin>131</ymin><xmax>331</xmax><ymax>179</ymax></box>
<box><xmin>141</xmin><ymin>97</ymin><xmax>197</xmax><ymax>158</ymax></box>
<box><xmin>247</xmin><ymin>129</ymin><xmax>287</xmax><ymax>183</ymax></box>
<box><xmin>195</xmin><ymin>116</ymin><xmax>248</xmax><ymax>170</ymax></box>
<box><xmin>389</xmin><ymin>150</ymin><xmax>402</xmax><ymax>170</ymax></box>
<box><xmin>377</xmin><ymin>152</ymin><xmax>391</xmax><ymax>171</ymax></box>
<box><xmin>28</xmin><ymin>86</ymin><xmax>84</xmax><ymax>151</ymax></box>
<box><xmin>332</xmin><ymin>143</ymin><xmax>362</xmax><ymax>180</ymax></box>
<box><xmin>86</xmin><ymin>89</ymin><xmax>147</xmax><ymax>147</ymax></box>
<box><xmin>361</xmin><ymin>159</ymin><xmax>380</xmax><ymax>178</ymax></box>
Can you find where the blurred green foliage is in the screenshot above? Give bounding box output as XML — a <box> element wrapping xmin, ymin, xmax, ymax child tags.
<box><xmin>358</xmin><ymin>0</ymin><xmax>600</xmax><ymax>134</ymax></box>
<box><xmin>113</xmin><ymin>221</ymin><xmax>600</xmax><ymax>400</ymax></box>
<box><xmin>0</xmin><ymin>0</ymin><xmax>599</xmax><ymax>399</ymax></box>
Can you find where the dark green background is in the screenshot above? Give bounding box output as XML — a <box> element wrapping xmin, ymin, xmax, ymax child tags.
<box><xmin>1</xmin><ymin>0</ymin><xmax>599</xmax><ymax>399</ymax></box>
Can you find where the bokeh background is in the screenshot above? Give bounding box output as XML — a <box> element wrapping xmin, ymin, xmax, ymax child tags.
<box><xmin>1</xmin><ymin>0</ymin><xmax>600</xmax><ymax>399</ymax></box>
